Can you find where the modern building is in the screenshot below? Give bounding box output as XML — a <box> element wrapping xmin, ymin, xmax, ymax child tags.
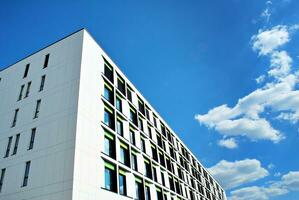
<box><xmin>0</xmin><ymin>29</ymin><xmax>226</xmax><ymax>200</ymax></box>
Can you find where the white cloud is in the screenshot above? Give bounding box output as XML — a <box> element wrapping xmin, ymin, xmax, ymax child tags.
<box><xmin>256</xmin><ymin>75</ymin><xmax>266</xmax><ymax>83</ymax></box>
<box><xmin>218</xmin><ymin>138</ymin><xmax>238</xmax><ymax>149</ymax></box>
<box><xmin>251</xmin><ymin>25</ymin><xmax>289</xmax><ymax>56</ymax></box>
<box><xmin>229</xmin><ymin>171</ymin><xmax>299</xmax><ymax>200</ymax></box>
<box><xmin>208</xmin><ymin>159</ymin><xmax>269</xmax><ymax>190</ymax></box>
<box><xmin>260</xmin><ymin>1</ymin><xmax>272</xmax><ymax>23</ymax></box>
<box><xmin>267</xmin><ymin>163</ymin><xmax>275</xmax><ymax>170</ymax></box>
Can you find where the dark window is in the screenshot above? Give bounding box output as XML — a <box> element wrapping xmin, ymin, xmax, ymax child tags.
<box><xmin>159</xmin><ymin>152</ymin><xmax>165</xmax><ymax>167</ymax></box>
<box><xmin>25</xmin><ymin>82</ymin><xmax>31</xmax><ymax>98</ymax></box>
<box><xmin>139</xmin><ymin>118</ymin><xmax>144</xmax><ymax>131</ymax></box>
<box><xmin>104</xmin><ymin>162</ymin><xmax>117</xmax><ymax>192</ymax></box>
<box><xmin>116</xmin><ymin>96</ymin><xmax>122</xmax><ymax>112</ymax></box>
<box><xmin>104</xmin><ymin>106</ymin><xmax>114</xmax><ymax>130</ymax></box>
<box><xmin>141</xmin><ymin>137</ymin><xmax>146</xmax><ymax>153</ymax></box>
<box><xmin>151</xmin><ymin>145</ymin><xmax>158</xmax><ymax>162</ymax></box>
<box><xmin>120</xmin><ymin>142</ymin><xmax>130</xmax><ymax>167</ymax></box>
<box><xmin>135</xmin><ymin>178</ymin><xmax>144</xmax><ymax>200</ymax></box>
<box><xmin>148</xmin><ymin>126</ymin><xmax>152</xmax><ymax>139</ymax></box>
<box><xmin>127</xmin><ymin>88</ymin><xmax>132</xmax><ymax>102</ymax></box>
<box><xmin>22</xmin><ymin>161</ymin><xmax>31</xmax><ymax>187</ymax></box>
<box><xmin>12</xmin><ymin>134</ymin><xmax>20</xmax><ymax>155</ymax></box>
<box><xmin>43</xmin><ymin>54</ymin><xmax>50</xmax><ymax>68</ymax></box>
<box><xmin>130</xmin><ymin>129</ymin><xmax>136</xmax><ymax>145</ymax></box>
<box><xmin>131</xmin><ymin>152</ymin><xmax>138</xmax><ymax>171</ymax></box>
<box><xmin>117</xmin><ymin>76</ymin><xmax>126</xmax><ymax>95</ymax></box>
<box><xmin>18</xmin><ymin>85</ymin><xmax>25</xmax><ymax>101</ymax></box>
<box><xmin>11</xmin><ymin>109</ymin><xmax>19</xmax><ymax>127</ymax></box>
<box><xmin>157</xmin><ymin>134</ymin><xmax>162</xmax><ymax>147</ymax></box>
<box><xmin>161</xmin><ymin>171</ymin><xmax>165</xmax><ymax>186</ymax></box>
<box><xmin>145</xmin><ymin>109</ymin><xmax>150</xmax><ymax>120</ymax></box>
<box><xmin>145</xmin><ymin>185</ymin><xmax>151</xmax><ymax>200</ymax></box>
<box><xmin>129</xmin><ymin>108</ymin><xmax>137</xmax><ymax>126</ymax></box>
<box><xmin>104</xmin><ymin>83</ymin><xmax>114</xmax><ymax>104</ymax></box>
<box><xmin>39</xmin><ymin>75</ymin><xmax>46</xmax><ymax>91</ymax></box>
<box><xmin>166</xmin><ymin>157</ymin><xmax>172</xmax><ymax>172</ymax></box>
<box><xmin>175</xmin><ymin>180</ymin><xmax>181</xmax><ymax>195</ymax></box>
<box><xmin>23</xmin><ymin>64</ymin><xmax>30</xmax><ymax>78</ymax></box>
<box><xmin>34</xmin><ymin>99</ymin><xmax>41</xmax><ymax>118</ymax></box>
<box><xmin>28</xmin><ymin>128</ymin><xmax>36</xmax><ymax>150</ymax></box>
<box><xmin>104</xmin><ymin>62</ymin><xmax>114</xmax><ymax>82</ymax></box>
<box><xmin>138</xmin><ymin>99</ymin><xmax>145</xmax><ymax>115</ymax></box>
<box><xmin>144</xmin><ymin>159</ymin><xmax>152</xmax><ymax>179</ymax></box>
<box><xmin>116</xmin><ymin>119</ymin><xmax>123</xmax><ymax>136</ymax></box>
<box><xmin>4</xmin><ymin>137</ymin><xmax>13</xmax><ymax>157</ymax></box>
<box><xmin>152</xmin><ymin>167</ymin><xmax>157</xmax><ymax>182</ymax></box>
<box><xmin>169</xmin><ymin>176</ymin><xmax>175</xmax><ymax>192</ymax></box>
<box><xmin>104</xmin><ymin>132</ymin><xmax>115</xmax><ymax>159</ymax></box>
<box><xmin>156</xmin><ymin>188</ymin><xmax>163</xmax><ymax>200</ymax></box>
<box><xmin>153</xmin><ymin>117</ymin><xmax>157</xmax><ymax>128</ymax></box>
<box><xmin>0</xmin><ymin>168</ymin><xmax>5</xmax><ymax>193</ymax></box>
<box><xmin>119</xmin><ymin>170</ymin><xmax>127</xmax><ymax>195</ymax></box>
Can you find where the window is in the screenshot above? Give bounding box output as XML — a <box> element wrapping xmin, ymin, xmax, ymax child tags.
<box><xmin>153</xmin><ymin>117</ymin><xmax>157</xmax><ymax>128</ymax></box>
<box><xmin>104</xmin><ymin>105</ymin><xmax>114</xmax><ymax>130</ymax></box>
<box><xmin>138</xmin><ymin>99</ymin><xmax>145</xmax><ymax>115</ymax></box>
<box><xmin>22</xmin><ymin>161</ymin><xmax>31</xmax><ymax>187</ymax></box>
<box><xmin>120</xmin><ymin>142</ymin><xmax>130</xmax><ymax>167</ymax></box>
<box><xmin>104</xmin><ymin>60</ymin><xmax>114</xmax><ymax>82</ymax></box>
<box><xmin>25</xmin><ymin>82</ymin><xmax>31</xmax><ymax>98</ymax></box>
<box><xmin>156</xmin><ymin>188</ymin><xmax>163</xmax><ymax>200</ymax></box>
<box><xmin>39</xmin><ymin>75</ymin><xmax>46</xmax><ymax>91</ymax></box>
<box><xmin>34</xmin><ymin>99</ymin><xmax>41</xmax><ymax>118</ymax></box>
<box><xmin>117</xmin><ymin>75</ymin><xmax>126</xmax><ymax>95</ymax></box>
<box><xmin>11</xmin><ymin>109</ymin><xmax>19</xmax><ymax>127</ymax></box>
<box><xmin>104</xmin><ymin>132</ymin><xmax>115</xmax><ymax>158</ymax></box>
<box><xmin>145</xmin><ymin>108</ymin><xmax>150</xmax><ymax>120</ymax></box>
<box><xmin>159</xmin><ymin>152</ymin><xmax>165</xmax><ymax>167</ymax></box>
<box><xmin>116</xmin><ymin>96</ymin><xmax>122</xmax><ymax>112</ymax></box>
<box><xmin>130</xmin><ymin>108</ymin><xmax>137</xmax><ymax>126</ymax></box>
<box><xmin>23</xmin><ymin>64</ymin><xmax>30</xmax><ymax>78</ymax></box>
<box><xmin>145</xmin><ymin>184</ymin><xmax>151</xmax><ymax>200</ymax></box>
<box><xmin>139</xmin><ymin>118</ymin><xmax>144</xmax><ymax>131</ymax></box>
<box><xmin>148</xmin><ymin>126</ymin><xmax>152</xmax><ymax>139</ymax></box>
<box><xmin>28</xmin><ymin>128</ymin><xmax>36</xmax><ymax>150</ymax></box>
<box><xmin>104</xmin><ymin>162</ymin><xmax>117</xmax><ymax>192</ymax></box>
<box><xmin>12</xmin><ymin>133</ymin><xmax>20</xmax><ymax>155</ymax></box>
<box><xmin>152</xmin><ymin>166</ymin><xmax>157</xmax><ymax>182</ymax></box>
<box><xmin>141</xmin><ymin>137</ymin><xmax>146</xmax><ymax>153</ymax></box>
<box><xmin>169</xmin><ymin>176</ymin><xmax>175</xmax><ymax>192</ymax></box>
<box><xmin>18</xmin><ymin>85</ymin><xmax>25</xmax><ymax>101</ymax></box>
<box><xmin>151</xmin><ymin>144</ymin><xmax>158</xmax><ymax>161</ymax></box>
<box><xmin>135</xmin><ymin>177</ymin><xmax>144</xmax><ymax>200</ymax></box>
<box><xmin>131</xmin><ymin>152</ymin><xmax>138</xmax><ymax>171</ymax></box>
<box><xmin>116</xmin><ymin>119</ymin><xmax>123</xmax><ymax>136</ymax></box>
<box><xmin>119</xmin><ymin>169</ymin><xmax>127</xmax><ymax>195</ymax></box>
<box><xmin>161</xmin><ymin>171</ymin><xmax>165</xmax><ymax>186</ymax></box>
<box><xmin>130</xmin><ymin>128</ymin><xmax>136</xmax><ymax>145</ymax></box>
<box><xmin>0</xmin><ymin>168</ymin><xmax>5</xmax><ymax>193</ymax></box>
<box><xmin>4</xmin><ymin>137</ymin><xmax>13</xmax><ymax>157</ymax></box>
<box><xmin>43</xmin><ymin>54</ymin><xmax>50</xmax><ymax>68</ymax></box>
<box><xmin>104</xmin><ymin>83</ymin><xmax>114</xmax><ymax>104</ymax></box>
<box><xmin>144</xmin><ymin>159</ymin><xmax>152</xmax><ymax>179</ymax></box>
<box><xmin>127</xmin><ymin>87</ymin><xmax>132</xmax><ymax>102</ymax></box>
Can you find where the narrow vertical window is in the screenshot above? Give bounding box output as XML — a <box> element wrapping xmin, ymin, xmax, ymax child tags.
<box><xmin>18</xmin><ymin>85</ymin><xmax>25</xmax><ymax>101</ymax></box>
<box><xmin>144</xmin><ymin>159</ymin><xmax>152</xmax><ymax>179</ymax></box>
<box><xmin>104</xmin><ymin>162</ymin><xmax>117</xmax><ymax>192</ymax></box>
<box><xmin>104</xmin><ymin>131</ymin><xmax>116</xmax><ymax>159</ymax></box>
<box><xmin>141</xmin><ymin>137</ymin><xmax>146</xmax><ymax>153</ymax></box>
<box><xmin>135</xmin><ymin>177</ymin><xmax>144</xmax><ymax>200</ymax></box>
<box><xmin>104</xmin><ymin>61</ymin><xmax>114</xmax><ymax>82</ymax></box>
<box><xmin>43</xmin><ymin>54</ymin><xmax>50</xmax><ymax>68</ymax></box>
<box><xmin>0</xmin><ymin>168</ymin><xmax>6</xmax><ymax>193</ymax></box>
<box><xmin>127</xmin><ymin>88</ymin><xmax>132</xmax><ymax>102</ymax></box>
<box><xmin>130</xmin><ymin>128</ymin><xmax>136</xmax><ymax>145</ymax></box>
<box><xmin>131</xmin><ymin>152</ymin><xmax>138</xmax><ymax>171</ymax></box>
<box><xmin>34</xmin><ymin>99</ymin><xmax>41</xmax><ymax>119</ymax></box>
<box><xmin>104</xmin><ymin>105</ymin><xmax>114</xmax><ymax>130</ymax></box>
<box><xmin>116</xmin><ymin>118</ymin><xmax>123</xmax><ymax>136</ymax></box>
<box><xmin>39</xmin><ymin>75</ymin><xmax>46</xmax><ymax>91</ymax></box>
<box><xmin>117</xmin><ymin>76</ymin><xmax>126</xmax><ymax>95</ymax></box>
<box><xmin>11</xmin><ymin>109</ymin><xmax>19</xmax><ymax>127</ymax></box>
<box><xmin>145</xmin><ymin>184</ymin><xmax>151</xmax><ymax>200</ymax></box>
<box><xmin>118</xmin><ymin>169</ymin><xmax>127</xmax><ymax>196</ymax></box>
<box><xmin>104</xmin><ymin>82</ymin><xmax>114</xmax><ymax>104</ymax></box>
<box><xmin>4</xmin><ymin>137</ymin><xmax>13</xmax><ymax>158</ymax></box>
<box><xmin>25</xmin><ymin>82</ymin><xmax>31</xmax><ymax>98</ymax></box>
<box><xmin>23</xmin><ymin>64</ymin><xmax>30</xmax><ymax>78</ymax></box>
<box><xmin>139</xmin><ymin>118</ymin><xmax>144</xmax><ymax>132</ymax></box>
<box><xmin>156</xmin><ymin>188</ymin><xmax>162</xmax><ymax>200</ymax></box>
<box><xmin>12</xmin><ymin>133</ymin><xmax>20</xmax><ymax>155</ymax></box>
<box><xmin>116</xmin><ymin>96</ymin><xmax>122</xmax><ymax>112</ymax></box>
<box><xmin>119</xmin><ymin>142</ymin><xmax>130</xmax><ymax>167</ymax></box>
<box><xmin>22</xmin><ymin>161</ymin><xmax>31</xmax><ymax>187</ymax></box>
<box><xmin>28</xmin><ymin>128</ymin><xmax>36</xmax><ymax>150</ymax></box>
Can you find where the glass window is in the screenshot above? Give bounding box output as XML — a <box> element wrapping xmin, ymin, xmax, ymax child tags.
<box><xmin>139</xmin><ymin>118</ymin><xmax>144</xmax><ymax>131</ymax></box>
<box><xmin>104</xmin><ymin>61</ymin><xmax>114</xmax><ymax>82</ymax></box>
<box><xmin>104</xmin><ymin>106</ymin><xmax>114</xmax><ymax>130</ymax></box>
<box><xmin>152</xmin><ymin>167</ymin><xmax>157</xmax><ymax>182</ymax></box>
<box><xmin>0</xmin><ymin>168</ymin><xmax>6</xmax><ymax>192</ymax></box>
<box><xmin>116</xmin><ymin>96</ymin><xmax>122</xmax><ymax>112</ymax></box>
<box><xmin>43</xmin><ymin>54</ymin><xmax>50</xmax><ymax>68</ymax></box>
<box><xmin>119</xmin><ymin>170</ymin><xmax>127</xmax><ymax>195</ymax></box>
<box><xmin>141</xmin><ymin>137</ymin><xmax>146</xmax><ymax>153</ymax></box>
<box><xmin>127</xmin><ymin>88</ymin><xmax>132</xmax><ymax>102</ymax></box>
<box><xmin>117</xmin><ymin>76</ymin><xmax>126</xmax><ymax>95</ymax></box>
<box><xmin>151</xmin><ymin>144</ymin><xmax>158</xmax><ymax>161</ymax></box>
<box><xmin>34</xmin><ymin>99</ymin><xmax>41</xmax><ymax>119</ymax></box>
<box><xmin>11</xmin><ymin>108</ymin><xmax>19</xmax><ymax>127</ymax></box>
<box><xmin>22</xmin><ymin>161</ymin><xmax>31</xmax><ymax>187</ymax></box>
<box><xmin>25</xmin><ymin>82</ymin><xmax>31</xmax><ymax>98</ymax></box>
<box><xmin>12</xmin><ymin>134</ymin><xmax>20</xmax><ymax>155</ymax></box>
<box><xmin>145</xmin><ymin>184</ymin><xmax>151</xmax><ymax>200</ymax></box>
<box><xmin>39</xmin><ymin>75</ymin><xmax>46</xmax><ymax>92</ymax></box>
<box><xmin>120</xmin><ymin>142</ymin><xmax>130</xmax><ymax>167</ymax></box>
<box><xmin>104</xmin><ymin>162</ymin><xmax>116</xmax><ymax>192</ymax></box>
<box><xmin>18</xmin><ymin>85</ymin><xmax>25</xmax><ymax>101</ymax></box>
<box><xmin>130</xmin><ymin>108</ymin><xmax>137</xmax><ymax>125</ymax></box>
<box><xmin>28</xmin><ymin>128</ymin><xmax>36</xmax><ymax>150</ymax></box>
<box><xmin>135</xmin><ymin>178</ymin><xmax>144</xmax><ymax>200</ymax></box>
<box><xmin>161</xmin><ymin>171</ymin><xmax>165</xmax><ymax>186</ymax></box>
<box><xmin>148</xmin><ymin>126</ymin><xmax>152</xmax><ymax>139</ymax></box>
<box><xmin>23</xmin><ymin>64</ymin><xmax>30</xmax><ymax>78</ymax></box>
<box><xmin>144</xmin><ymin>159</ymin><xmax>152</xmax><ymax>179</ymax></box>
<box><xmin>130</xmin><ymin>129</ymin><xmax>136</xmax><ymax>145</ymax></box>
<box><xmin>131</xmin><ymin>152</ymin><xmax>138</xmax><ymax>171</ymax></box>
<box><xmin>156</xmin><ymin>188</ymin><xmax>163</xmax><ymax>200</ymax></box>
<box><xmin>104</xmin><ymin>83</ymin><xmax>114</xmax><ymax>104</ymax></box>
<box><xmin>138</xmin><ymin>99</ymin><xmax>145</xmax><ymax>115</ymax></box>
<box><xmin>4</xmin><ymin>136</ymin><xmax>13</xmax><ymax>158</ymax></box>
<box><xmin>116</xmin><ymin>119</ymin><xmax>123</xmax><ymax>136</ymax></box>
<box><xmin>104</xmin><ymin>132</ymin><xmax>115</xmax><ymax>158</ymax></box>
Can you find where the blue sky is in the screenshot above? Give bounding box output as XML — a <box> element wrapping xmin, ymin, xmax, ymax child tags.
<box><xmin>1</xmin><ymin>0</ymin><xmax>299</xmax><ymax>199</ymax></box>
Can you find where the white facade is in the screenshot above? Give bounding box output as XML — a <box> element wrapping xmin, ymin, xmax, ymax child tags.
<box><xmin>0</xmin><ymin>29</ymin><xmax>227</xmax><ymax>200</ymax></box>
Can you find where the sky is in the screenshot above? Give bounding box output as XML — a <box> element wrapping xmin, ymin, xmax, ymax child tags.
<box><xmin>0</xmin><ymin>0</ymin><xmax>299</xmax><ymax>199</ymax></box>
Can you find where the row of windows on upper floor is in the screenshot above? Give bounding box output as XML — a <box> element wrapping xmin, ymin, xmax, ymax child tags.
<box><xmin>101</xmin><ymin>67</ymin><xmax>223</xmax><ymax>195</ymax></box>
<box><xmin>0</xmin><ymin>161</ymin><xmax>31</xmax><ymax>193</ymax></box>
<box><xmin>102</xmin><ymin>128</ymin><xmax>223</xmax><ymax>200</ymax></box>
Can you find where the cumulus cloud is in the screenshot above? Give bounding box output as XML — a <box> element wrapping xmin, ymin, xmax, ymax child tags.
<box><xmin>195</xmin><ymin>24</ymin><xmax>299</xmax><ymax>145</ymax></box>
<box><xmin>208</xmin><ymin>159</ymin><xmax>269</xmax><ymax>190</ymax></box>
<box><xmin>218</xmin><ymin>138</ymin><xmax>238</xmax><ymax>149</ymax></box>
<box><xmin>229</xmin><ymin>171</ymin><xmax>299</xmax><ymax>200</ymax></box>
